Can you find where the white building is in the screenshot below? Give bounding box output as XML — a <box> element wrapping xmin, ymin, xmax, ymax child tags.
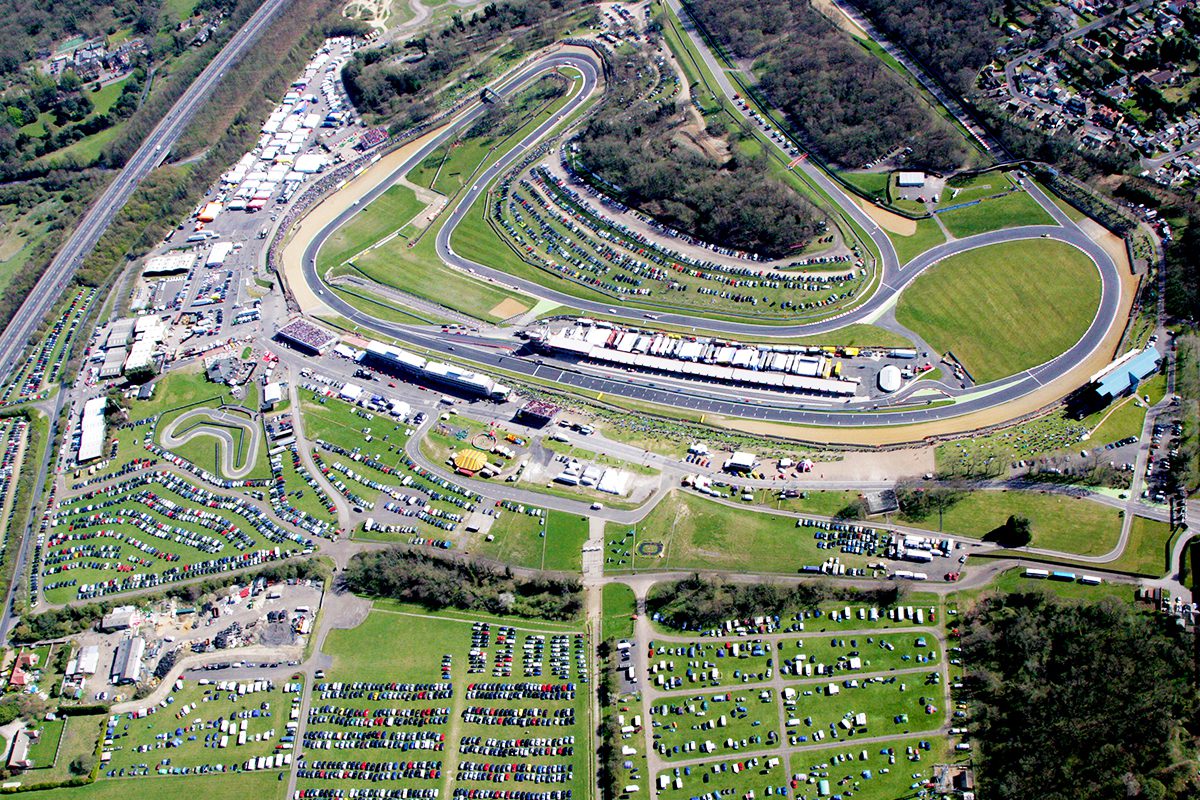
<box><xmin>78</xmin><ymin>396</ymin><xmax>108</xmax><ymax>463</ymax></box>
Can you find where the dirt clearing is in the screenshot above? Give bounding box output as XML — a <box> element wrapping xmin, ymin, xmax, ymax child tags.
<box><xmin>489</xmin><ymin>297</ymin><xmax>529</xmax><ymax>319</ymax></box>
<box><xmin>859</xmin><ymin>199</ymin><xmax>917</xmax><ymax>236</ymax></box>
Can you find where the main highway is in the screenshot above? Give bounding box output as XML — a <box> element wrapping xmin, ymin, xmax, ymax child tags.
<box><xmin>294</xmin><ymin>42</ymin><xmax>1126</xmax><ymax>428</ymax></box>
<box><xmin>0</xmin><ymin>0</ymin><xmax>293</xmax><ymax>379</ymax></box>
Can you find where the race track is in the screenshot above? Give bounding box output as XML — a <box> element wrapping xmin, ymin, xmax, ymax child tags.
<box><xmin>289</xmin><ymin>47</ymin><xmax>1132</xmax><ymax>434</ymax></box>
<box><xmin>160</xmin><ymin>407</ymin><xmax>262</xmax><ymax>480</ymax></box>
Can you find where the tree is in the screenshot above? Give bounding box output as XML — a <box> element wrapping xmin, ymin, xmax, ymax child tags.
<box><xmin>1003</xmin><ymin>515</ymin><xmax>1032</xmax><ymax>547</ymax></box>
<box><xmin>983</xmin><ymin>514</ymin><xmax>1033</xmax><ymax>547</ymax></box>
<box><xmin>964</xmin><ymin>593</ymin><xmax>1199</xmax><ymax>799</ymax></box>
<box><xmin>835</xmin><ymin>498</ymin><xmax>867</xmax><ymax>520</ymax></box>
<box><xmin>68</xmin><ymin>754</ymin><xmax>93</xmax><ymax>776</ymax></box>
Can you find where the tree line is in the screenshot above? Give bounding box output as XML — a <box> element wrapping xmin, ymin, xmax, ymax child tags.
<box><xmin>646</xmin><ymin>574</ymin><xmax>902</xmax><ymax>631</ymax></box>
<box><xmin>963</xmin><ymin>592</ymin><xmax>1199</xmax><ymax>799</ymax></box>
<box><xmin>573</xmin><ymin>46</ymin><xmax>825</xmax><ymax>258</ymax></box>
<box><xmin>341</xmin><ymin>548</ymin><xmax>583</xmax><ymax>621</ymax></box>
<box><xmin>852</xmin><ymin>0</ymin><xmax>1001</xmax><ymax>94</ymax></box>
<box><xmin>684</xmin><ymin>0</ymin><xmax>974</xmax><ymax>171</ymax></box>
<box><xmin>342</xmin><ymin>0</ymin><xmax>592</xmax><ymax>130</ymax></box>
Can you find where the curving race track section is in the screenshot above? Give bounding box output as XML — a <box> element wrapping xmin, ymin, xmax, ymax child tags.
<box><xmin>289</xmin><ymin>47</ymin><xmax>1132</xmax><ymax>435</ymax></box>
<box><xmin>160</xmin><ymin>407</ymin><xmax>262</xmax><ymax>480</ymax></box>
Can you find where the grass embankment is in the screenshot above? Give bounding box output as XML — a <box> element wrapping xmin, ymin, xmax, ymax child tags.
<box><xmin>982</xmin><ymin>515</ymin><xmax>1176</xmax><ymax>577</ymax></box>
<box><xmin>937</xmin><ymin>189</ymin><xmax>1055</xmax><ymax>238</ymax></box>
<box><xmin>890</xmin><ymin>217</ymin><xmax>946</xmax><ymax>265</ymax></box>
<box><xmin>604</xmin><ymin>490</ymin><xmax>871</xmax><ymax>574</ymax></box>
<box><xmin>899</xmin><ymin>490</ymin><xmax>1123</xmax><ymax>556</ymax></box>
<box><xmin>317</xmin><ymin>184</ymin><xmax>425</xmax><ymax>271</ymax></box>
<box><xmin>896</xmin><ymin>239</ymin><xmax>1100</xmax><ymax>383</ymax></box>
<box><xmin>601</xmin><ymin>583</ymin><xmax>636</xmax><ymax>641</ymax></box>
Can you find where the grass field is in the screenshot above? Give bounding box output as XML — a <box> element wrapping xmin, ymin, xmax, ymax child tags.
<box><xmin>839</xmin><ymin>171</ymin><xmax>891</xmax><ymax>199</ymax></box>
<box><xmin>605</xmin><ymin>491</ymin><xmax>873</xmax><ymax>574</ymax></box>
<box><xmin>167</xmin><ymin>414</ymin><xmax>263</xmax><ymax>479</ymax></box>
<box><xmin>16</xmin><ymin>713</ymin><xmax>105</xmax><ymax>788</ymax></box>
<box><xmin>984</xmin><ymin>515</ymin><xmax>1176</xmax><ymax>577</ymax></box>
<box><xmin>136</xmin><ymin>367</ymin><xmax>246</xmax><ymax>423</ymax></box>
<box><xmin>27</xmin><ymin>716</ymin><xmax>66</xmax><ymax>767</ymax></box>
<box><xmin>889</xmin><ymin>217</ymin><xmax>946</xmax><ymax>266</ymax></box>
<box><xmin>163</xmin><ymin>0</ymin><xmax>198</xmax><ymax>22</ymax></box>
<box><xmin>766</xmin><ymin>490</ymin><xmax>862</xmax><ymax>517</ymax></box>
<box><xmin>27</xmin><ymin>772</ymin><xmax>285</xmax><ymax>800</ymax></box>
<box><xmin>467</xmin><ymin>508</ymin><xmax>589</xmax><ymax>571</ymax></box>
<box><xmin>318</xmin><ymin>184</ymin><xmax>424</xmax><ymax>271</ymax></box>
<box><xmin>90</xmin><ymin>77</ymin><xmax>131</xmax><ymax>117</ymax></box>
<box><xmin>895</xmin><ymin>239</ymin><xmax>1100</xmax><ymax>383</ymax></box>
<box><xmin>602</xmin><ymin>583</ymin><xmax>636</xmax><ymax>641</ymax></box>
<box><xmin>898</xmin><ymin>490</ymin><xmax>1123</xmax><ymax>556</ymax></box>
<box><xmin>942</xmin><ymin>172</ymin><xmax>1018</xmax><ymax>205</ymax></box>
<box><xmin>937</xmin><ymin>189</ymin><xmax>1054</xmax><ymax>238</ymax></box>
<box><xmin>343</xmin><ymin>230</ymin><xmax>533</xmax><ymax>322</ymax></box>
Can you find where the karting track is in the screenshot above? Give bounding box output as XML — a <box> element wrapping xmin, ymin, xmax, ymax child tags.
<box><xmin>160</xmin><ymin>407</ymin><xmax>262</xmax><ymax>480</ymax></box>
<box><xmin>292</xmin><ymin>47</ymin><xmax>1130</xmax><ymax>432</ymax></box>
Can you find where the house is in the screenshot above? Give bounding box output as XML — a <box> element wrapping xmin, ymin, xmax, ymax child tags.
<box><xmin>9</xmin><ymin>651</ymin><xmax>39</xmax><ymax>688</ymax></box>
<box><xmin>7</xmin><ymin>730</ymin><xmax>37</xmax><ymax>770</ymax></box>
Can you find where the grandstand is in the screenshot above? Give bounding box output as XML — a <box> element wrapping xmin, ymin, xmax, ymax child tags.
<box><xmin>275</xmin><ymin>318</ymin><xmax>338</xmax><ymax>355</ymax></box>
<box><xmin>516</xmin><ymin>399</ymin><xmax>561</xmax><ymax>427</ymax></box>
<box><xmin>363</xmin><ymin>341</ymin><xmax>511</xmax><ymax>401</ymax></box>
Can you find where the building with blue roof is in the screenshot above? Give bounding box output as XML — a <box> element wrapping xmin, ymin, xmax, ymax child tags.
<box><xmin>1093</xmin><ymin>347</ymin><xmax>1160</xmax><ymax>400</ymax></box>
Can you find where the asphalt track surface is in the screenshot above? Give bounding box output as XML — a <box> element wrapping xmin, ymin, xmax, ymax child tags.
<box><xmin>0</xmin><ymin>0</ymin><xmax>292</xmax><ymax>378</ymax></box>
<box><xmin>298</xmin><ymin>49</ymin><xmax>1125</xmax><ymax>427</ymax></box>
<box><xmin>160</xmin><ymin>407</ymin><xmax>263</xmax><ymax>480</ymax></box>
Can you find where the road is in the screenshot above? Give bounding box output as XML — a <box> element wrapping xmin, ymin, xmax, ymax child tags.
<box><xmin>0</xmin><ymin>0</ymin><xmax>293</xmax><ymax>379</ymax></box>
<box><xmin>294</xmin><ymin>44</ymin><xmax>1127</xmax><ymax>428</ymax></box>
